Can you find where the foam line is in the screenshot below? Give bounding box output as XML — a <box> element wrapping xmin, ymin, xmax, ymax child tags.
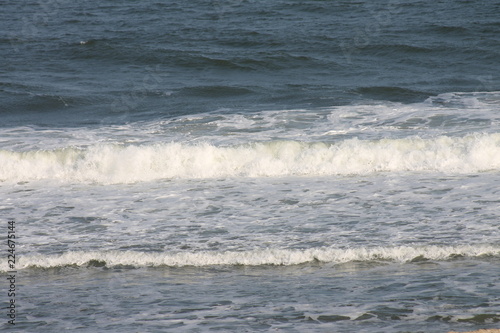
<box><xmin>6</xmin><ymin>245</ymin><xmax>499</xmax><ymax>271</ymax></box>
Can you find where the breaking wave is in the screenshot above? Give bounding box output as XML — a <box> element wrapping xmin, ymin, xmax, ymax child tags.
<box><xmin>1</xmin><ymin>133</ymin><xmax>500</xmax><ymax>183</ymax></box>
<box><xmin>7</xmin><ymin>245</ymin><xmax>499</xmax><ymax>271</ymax></box>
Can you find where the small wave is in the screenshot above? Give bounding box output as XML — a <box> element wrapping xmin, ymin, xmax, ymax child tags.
<box><xmin>362</xmin><ymin>44</ymin><xmax>434</xmax><ymax>57</ymax></box>
<box><xmin>354</xmin><ymin>86</ymin><xmax>433</xmax><ymax>103</ymax></box>
<box><xmin>1</xmin><ymin>133</ymin><xmax>500</xmax><ymax>183</ymax></box>
<box><xmin>176</xmin><ymin>54</ymin><xmax>254</xmax><ymax>71</ymax></box>
<box><xmin>428</xmin><ymin>24</ymin><xmax>470</xmax><ymax>35</ymax></box>
<box><xmin>7</xmin><ymin>245</ymin><xmax>499</xmax><ymax>271</ymax></box>
<box><xmin>179</xmin><ymin>85</ymin><xmax>255</xmax><ymax>98</ymax></box>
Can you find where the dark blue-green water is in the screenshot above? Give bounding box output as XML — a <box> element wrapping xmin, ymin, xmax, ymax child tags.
<box><xmin>1</xmin><ymin>1</ymin><xmax>500</xmax><ymax>332</ymax></box>
<box><xmin>3</xmin><ymin>0</ymin><xmax>499</xmax><ymax>125</ymax></box>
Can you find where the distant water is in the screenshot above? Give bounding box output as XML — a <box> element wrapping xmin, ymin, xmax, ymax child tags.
<box><xmin>1</xmin><ymin>1</ymin><xmax>500</xmax><ymax>332</ymax></box>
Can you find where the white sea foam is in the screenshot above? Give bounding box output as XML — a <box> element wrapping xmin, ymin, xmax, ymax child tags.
<box><xmin>1</xmin><ymin>133</ymin><xmax>500</xmax><ymax>183</ymax></box>
<box><xmin>7</xmin><ymin>245</ymin><xmax>499</xmax><ymax>271</ymax></box>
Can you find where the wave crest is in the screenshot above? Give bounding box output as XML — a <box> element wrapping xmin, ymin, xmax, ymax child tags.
<box><xmin>7</xmin><ymin>245</ymin><xmax>499</xmax><ymax>271</ymax></box>
<box><xmin>1</xmin><ymin>133</ymin><xmax>500</xmax><ymax>183</ymax></box>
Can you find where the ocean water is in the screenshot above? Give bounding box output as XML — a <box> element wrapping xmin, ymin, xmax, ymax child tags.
<box><xmin>1</xmin><ymin>1</ymin><xmax>500</xmax><ymax>332</ymax></box>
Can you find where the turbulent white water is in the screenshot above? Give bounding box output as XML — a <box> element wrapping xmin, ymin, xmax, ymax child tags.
<box><xmin>2</xmin><ymin>133</ymin><xmax>500</xmax><ymax>183</ymax></box>
<box><xmin>2</xmin><ymin>92</ymin><xmax>500</xmax><ymax>332</ymax></box>
<box><xmin>2</xmin><ymin>92</ymin><xmax>500</xmax><ymax>184</ymax></box>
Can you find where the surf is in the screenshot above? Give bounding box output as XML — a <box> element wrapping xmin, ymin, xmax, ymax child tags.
<box><xmin>7</xmin><ymin>244</ymin><xmax>499</xmax><ymax>271</ymax></box>
<box><xmin>1</xmin><ymin>133</ymin><xmax>500</xmax><ymax>184</ymax></box>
